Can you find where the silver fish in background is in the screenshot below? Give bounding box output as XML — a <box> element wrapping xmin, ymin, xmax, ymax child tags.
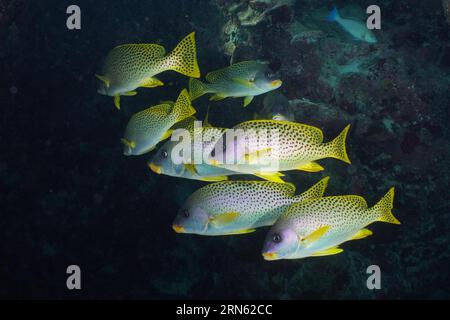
<box><xmin>262</xmin><ymin>188</ymin><xmax>399</xmax><ymax>260</ymax></box>
<box><xmin>172</xmin><ymin>177</ymin><xmax>329</xmax><ymax>236</ymax></box>
<box><xmin>188</xmin><ymin>61</ymin><xmax>282</xmax><ymax>107</ymax></box>
<box><xmin>255</xmin><ymin>92</ymin><xmax>295</xmax><ymax>121</ymax></box>
<box><xmin>326</xmin><ymin>6</ymin><xmax>377</xmax><ymax>43</ymax></box>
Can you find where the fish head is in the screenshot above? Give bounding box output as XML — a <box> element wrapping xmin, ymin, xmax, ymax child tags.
<box><xmin>149</xmin><ymin>141</ymin><xmax>177</xmax><ymax>175</ymax></box>
<box><xmin>262</xmin><ymin>225</ymin><xmax>299</xmax><ymax>261</ymax></box>
<box><xmin>172</xmin><ymin>203</ymin><xmax>210</xmax><ymax>235</ymax></box>
<box><xmin>254</xmin><ymin>69</ymin><xmax>282</xmax><ymax>93</ymax></box>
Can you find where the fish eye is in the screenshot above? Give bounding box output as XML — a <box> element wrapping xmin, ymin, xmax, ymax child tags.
<box><xmin>210</xmin><ymin>149</ymin><xmax>216</xmax><ymax>157</ymax></box>
<box><xmin>272</xmin><ymin>233</ymin><xmax>282</xmax><ymax>243</ymax></box>
<box><xmin>162</xmin><ymin>150</ymin><xmax>168</xmax><ymax>159</ymax></box>
<box><xmin>182</xmin><ymin>209</ymin><xmax>190</xmax><ymax>218</ymax></box>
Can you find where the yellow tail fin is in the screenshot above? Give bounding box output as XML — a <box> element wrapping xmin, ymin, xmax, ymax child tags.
<box><xmin>372</xmin><ymin>187</ymin><xmax>400</xmax><ymax>225</ymax></box>
<box><xmin>188</xmin><ymin>78</ymin><xmax>208</xmax><ymax>100</ymax></box>
<box><xmin>172</xmin><ymin>89</ymin><xmax>197</xmax><ymax>123</ymax></box>
<box><xmin>324</xmin><ymin>124</ymin><xmax>351</xmax><ymax>164</ymax></box>
<box><xmin>167</xmin><ymin>32</ymin><xmax>200</xmax><ymax>78</ymax></box>
<box><xmin>294</xmin><ymin>176</ymin><xmax>329</xmax><ymax>202</ymax></box>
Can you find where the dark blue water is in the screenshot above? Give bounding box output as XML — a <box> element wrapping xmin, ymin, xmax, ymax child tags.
<box><xmin>1</xmin><ymin>0</ymin><xmax>449</xmax><ymax>299</ymax></box>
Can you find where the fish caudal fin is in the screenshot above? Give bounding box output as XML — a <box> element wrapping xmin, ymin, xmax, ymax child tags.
<box><xmin>294</xmin><ymin>176</ymin><xmax>329</xmax><ymax>202</ymax></box>
<box><xmin>188</xmin><ymin>78</ymin><xmax>208</xmax><ymax>100</ymax></box>
<box><xmin>324</xmin><ymin>124</ymin><xmax>351</xmax><ymax>164</ymax></box>
<box><xmin>172</xmin><ymin>89</ymin><xmax>197</xmax><ymax>123</ymax></box>
<box><xmin>167</xmin><ymin>32</ymin><xmax>200</xmax><ymax>78</ymax></box>
<box><xmin>371</xmin><ymin>187</ymin><xmax>400</xmax><ymax>225</ymax></box>
<box><xmin>326</xmin><ymin>6</ymin><xmax>340</xmax><ymax>21</ymax></box>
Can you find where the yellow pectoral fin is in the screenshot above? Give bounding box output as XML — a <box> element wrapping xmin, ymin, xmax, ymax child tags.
<box><xmin>199</xmin><ymin>176</ymin><xmax>229</xmax><ymax>182</ymax></box>
<box><xmin>311</xmin><ymin>246</ymin><xmax>343</xmax><ymax>257</ymax></box>
<box><xmin>122</xmin><ymin>91</ymin><xmax>137</xmax><ymax>96</ymax></box>
<box><xmin>254</xmin><ymin>172</ymin><xmax>285</xmax><ymax>183</ymax></box>
<box><xmin>232</xmin><ymin>78</ymin><xmax>254</xmax><ymax>88</ymax></box>
<box><xmin>95</xmin><ymin>74</ymin><xmax>110</xmax><ymax>88</ymax></box>
<box><xmin>120</xmin><ymin>138</ymin><xmax>136</xmax><ymax>149</ymax></box>
<box><xmin>296</xmin><ymin>162</ymin><xmax>325</xmax><ymax>172</ymax></box>
<box><xmin>243</xmin><ymin>96</ymin><xmax>254</xmax><ymax>107</ymax></box>
<box><xmin>141</xmin><ymin>77</ymin><xmax>164</xmax><ymax>88</ymax></box>
<box><xmin>160</xmin><ymin>129</ymin><xmax>173</xmax><ymax>141</ymax></box>
<box><xmin>210</xmin><ymin>212</ymin><xmax>240</xmax><ymax>227</ymax></box>
<box><xmin>210</xmin><ymin>94</ymin><xmax>226</xmax><ymax>101</ymax></box>
<box><xmin>223</xmin><ymin>229</ymin><xmax>256</xmax><ymax>235</ymax></box>
<box><xmin>350</xmin><ymin>228</ymin><xmax>373</xmax><ymax>240</ymax></box>
<box><xmin>183</xmin><ymin>164</ymin><xmax>198</xmax><ymax>175</ymax></box>
<box><xmin>114</xmin><ymin>95</ymin><xmax>121</xmax><ymax>110</ymax></box>
<box><xmin>244</xmin><ymin>148</ymin><xmax>272</xmax><ymax>163</ymax></box>
<box><xmin>303</xmin><ymin>225</ymin><xmax>330</xmax><ymax>245</ymax></box>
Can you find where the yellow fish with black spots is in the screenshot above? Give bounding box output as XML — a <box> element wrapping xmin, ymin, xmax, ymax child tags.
<box><xmin>208</xmin><ymin>120</ymin><xmax>351</xmax><ymax>182</ymax></box>
<box><xmin>188</xmin><ymin>61</ymin><xmax>282</xmax><ymax>107</ymax></box>
<box><xmin>96</xmin><ymin>32</ymin><xmax>200</xmax><ymax>109</ymax></box>
<box><xmin>172</xmin><ymin>177</ymin><xmax>329</xmax><ymax>236</ymax></box>
<box><xmin>262</xmin><ymin>188</ymin><xmax>399</xmax><ymax>260</ymax></box>
<box><xmin>121</xmin><ymin>89</ymin><xmax>195</xmax><ymax>156</ymax></box>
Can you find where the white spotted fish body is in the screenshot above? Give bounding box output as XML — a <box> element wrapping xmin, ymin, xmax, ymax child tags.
<box><xmin>209</xmin><ymin>120</ymin><xmax>351</xmax><ymax>182</ymax></box>
<box><xmin>121</xmin><ymin>89</ymin><xmax>195</xmax><ymax>156</ymax></box>
<box><xmin>172</xmin><ymin>177</ymin><xmax>329</xmax><ymax>236</ymax></box>
<box><xmin>97</xmin><ymin>32</ymin><xmax>200</xmax><ymax>109</ymax></box>
<box><xmin>262</xmin><ymin>188</ymin><xmax>399</xmax><ymax>260</ymax></box>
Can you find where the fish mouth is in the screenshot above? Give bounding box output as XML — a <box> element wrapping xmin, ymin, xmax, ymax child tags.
<box><xmin>172</xmin><ymin>224</ymin><xmax>185</xmax><ymax>233</ymax></box>
<box><xmin>262</xmin><ymin>252</ymin><xmax>278</xmax><ymax>260</ymax></box>
<box><xmin>270</xmin><ymin>80</ymin><xmax>282</xmax><ymax>87</ymax></box>
<box><xmin>148</xmin><ymin>162</ymin><xmax>162</xmax><ymax>174</ymax></box>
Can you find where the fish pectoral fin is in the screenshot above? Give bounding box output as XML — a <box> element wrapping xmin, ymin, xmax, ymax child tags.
<box><xmin>122</xmin><ymin>91</ymin><xmax>138</xmax><ymax>96</ymax></box>
<box><xmin>232</xmin><ymin>77</ymin><xmax>255</xmax><ymax>88</ymax></box>
<box><xmin>120</xmin><ymin>138</ymin><xmax>136</xmax><ymax>149</ymax></box>
<box><xmin>350</xmin><ymin>228</ymin><xmax>373</xmax><ymax>240</ymax></box>
<box><xmin>244</xmin><ymin>148</ymin><xmax>272</xmax><ymax>163</ymax></box>
<box><xmin>160</xmin><ymin>129</ymin><xmax>173</xmax><ymax>141</ymax></box>
<box><xmin>210</xmin><ymin>94</ymin><xmax>227</xmax><ymax>101</ymax></box>
<box><xmin>95</xmin><ymin>74</ymin><xmax>110</xmax><ymax>88</ymax></box>
<box><xmin>223</xmin><ymin>229</ymin><xmax>256</xmax><ymax>235</ymax></box>
<box><xmin>114</xmin><ymin>95</ymin><xmax>121</xmax><ymax>110</ymax></box>
<box><xmin>243</xmin><ymin>96</ymin><xmax>254</xmax><ymax>107</ymax></box>
<box><xmin>310</xmin><ymin>246</ymin><xmax>343</xmax><ymax>257</ymax></box>
<box><xmin>210</xmin><ymin>212</ymin><xmax>240</xmax><ymax>227</ymax></box>
<box><xmin>140</xmin><ymin>77</ymin><xmax>164</xmax><ymax>88</ymax></box>
<box><xmin>296</xmin><ymin>162</ymin><xmax>325</xmax><ymax>172</ymax></box>
<box><xmin>302</xmin><ymin>225</ymin><xmax>330</xmax><ymax>245</ymax></box>
<box><xmin>183</xmin><ymin>163</ymin><xmax>198</xmax><ymax>175</ymax></box>
<box><xmin>199</xmin><ymin>176</ymin><xmax>229</xmax><ymax>182</ymax></box>
<box><xmin>254</xmin><ymin>172</ymin><xmax>285</xmax><ymax>183</ymax></box>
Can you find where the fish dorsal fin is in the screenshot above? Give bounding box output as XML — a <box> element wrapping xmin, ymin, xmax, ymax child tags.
<box><xmin>302</xmin><ymin>225</ymin><xmax>330</xmax><ymax>245</ymax></box>
<box><xmin>206</xmin><ymin>61</ymin><xmax>262</xmax><ymax>83</ymax></box>
<box><xmin>210</xmin><ymin>212</ymin><xmax>240</xmax><ymax>227</ymax></box>
<box><xmin>222</xmin><ymin>229</ymin><xmax>256</xmax><ymax>235</ymax></box>
<box><xmin>112</xmin><ymin>43</ymin><xmax>166</xmax><ymax>58</ymax></box>
<box><xmin>340</xmin><ymin>195</ymin><xmax>368</xmax><ymax>209</ymax></box>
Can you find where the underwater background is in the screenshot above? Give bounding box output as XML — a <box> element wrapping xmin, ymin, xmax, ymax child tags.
<box><xmin>1</xmin><ymin>0</ymin><xmax>449</xmax><ymax>299</ymax></box>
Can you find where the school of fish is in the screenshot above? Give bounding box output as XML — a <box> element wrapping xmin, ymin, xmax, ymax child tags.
<box><xmin>96</xmin><ymin>8</ymin><xmax>399</xmax><ymax>262</ymax></box>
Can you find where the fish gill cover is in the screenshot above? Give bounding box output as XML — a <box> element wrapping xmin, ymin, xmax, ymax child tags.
<box><xmin>1</xmin><ymin>0</ymin><xmax>449</xmax><ymax>299</ymax></box>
